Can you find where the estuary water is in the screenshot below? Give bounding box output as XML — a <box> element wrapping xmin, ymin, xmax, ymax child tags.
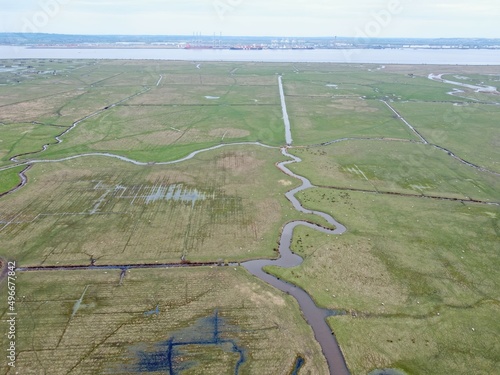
<box><xmin>1</xmin><ymin>46</ymin><xmax>499</xmax><ymax>64</ymax></box>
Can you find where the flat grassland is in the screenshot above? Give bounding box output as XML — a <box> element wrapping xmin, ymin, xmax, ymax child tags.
<box><xmin>0</xmin><ymin>146</ymin><xmax>327</xmax><ymax>266</ymax></box>
<box><xmin>391</xmin><ymin>101</ymin><xmax>500</xmax><ymax>171</ymax></box>
<box><xmin>288</xmin><ymin>140</ymin><xmax>500</xmax><ymax>202</ymax></box>
<box><xmin>267</xmin><ymin>191</ymin><xmax>499</xmax><ymax>374</ymax></box>
<box><xmin>0</xmin><ymin>268</ymin><xmax>327</xmax><ymax>374</ymax></box>
<box><xmin>1</xmin><ymin>59</ymin><xmax>499</xmax><ymax>375</ymax></box>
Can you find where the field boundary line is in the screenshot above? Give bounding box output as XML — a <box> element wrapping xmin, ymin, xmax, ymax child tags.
<box><xmin>315</xmin><ymin>184</ymin><xmax>500</xmax><ymax>206</ymax></box>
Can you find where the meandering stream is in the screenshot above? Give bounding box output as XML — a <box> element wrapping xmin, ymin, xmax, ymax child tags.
<box><xmin>244</xmin><ymin>76</ymin><xmax>350</xmax><ymax>374</ymax></box>
<box><xmin>243</xmin><ymin>147</ymin><xmax>349</xmax><ymax>375</ymax></box>
<box><xmin>428</xmin><ymin>73</ymin><xmax>499</xmax><ymax>94</ymax></box>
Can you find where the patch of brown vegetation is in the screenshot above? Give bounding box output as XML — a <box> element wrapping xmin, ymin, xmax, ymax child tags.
<box><xmin>238</xmin><ymin>284</ymin><xmax>286</xmax><ymax>307</ymax></box>
<box><xmin>254</xmin><ymin>198</ymin><xmax>282</xmax><ymax>238</ymax></box>
<box><xmin>208</xmin><ymin>128</ymin><xmax>250</xmax><ymax>139</ymax></box>
<box><xmin>327</xmin><ymin>98</ymin><xmax>379</xmax><ymax>113</ymax></box>
<box><xmin>278</xmin><ymin>179</ymin><xmax>292</xmax><ymax>186</ymax></box>
<box><xmin>91</xmin><ymin>126</ymin><xmax>233</xmax><ymax>150</ymax></box>
<box><xmin>144</xmin><ymin>171</ymin><xmax>196</xmax><ymax>186</ymax></box>
<box><xmin>216</xmin><ymin>151</ymin><xmax>263</xmax><ymax>174</ymax></box>
<box><xmin>93</xmin><ymin>130</ymin><xmax>185</xmax><ymax>150</ymax></box>
<box><xmin>233</xmin><ymin>76</ymin><xmax>276</xmax><ymax>86</ymax></box>
<box><xmin>0</xmin><ymin>91</ymin><xmax>83</xmax><ymax>122</ymax></box>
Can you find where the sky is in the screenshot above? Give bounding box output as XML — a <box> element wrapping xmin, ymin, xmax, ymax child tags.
<box><xmin>0</xmin><ymin>0</ymin><xmax>499</xmax><ymax>38</ymax></box>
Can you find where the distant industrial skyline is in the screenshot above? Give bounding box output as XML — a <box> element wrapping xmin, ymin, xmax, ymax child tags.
<box><xmin>1</xmin><ymin>0</ymin><xmax>499</xmax><ymax>38</ymax></box>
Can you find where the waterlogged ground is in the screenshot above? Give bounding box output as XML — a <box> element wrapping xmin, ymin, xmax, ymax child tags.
<box><xmin>1</xmin><ymin>60</ymin><xmax>499</xmax><ymax>375</ymax></box>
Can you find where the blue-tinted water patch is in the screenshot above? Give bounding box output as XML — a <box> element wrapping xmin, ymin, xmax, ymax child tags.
<box><xmin>145</xmin><ymin>184</ymin><xmax>207</xmax><ymax>205</ymax></box>
<box><xmin>116</xmin><ymin>310</ymin><xmax>245</xmax><ymax>374</ymax></box>
<box><xmin>290</xmin><ymin>356</ymin><xmax>305</xmax><ymax>375</ymax></box>
<box><xmin>325</xmin><ymin>309</ymin><xmax>348</xmax><ymax>317</ymax></box>
<box><xmin>144</xmin><ymin>304</ymin><xmax>160</xmax><ymax>317</ymax></box>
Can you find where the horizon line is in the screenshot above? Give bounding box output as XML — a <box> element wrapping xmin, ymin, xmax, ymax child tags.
<box><xmin>1</xmin><ymin>32</ymin><xmax>499</xmax><ymax>40</ymax></box>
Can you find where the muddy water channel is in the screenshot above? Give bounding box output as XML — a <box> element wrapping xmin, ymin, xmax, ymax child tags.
<box><xmin>243</xmin><ymin>148</ymin><xmax>349</xmax><ymax>375</ymax></box>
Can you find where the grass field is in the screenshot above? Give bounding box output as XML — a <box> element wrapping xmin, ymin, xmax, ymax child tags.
<box><xmin>0</xmin><ymin>59</ymin><xmax>499</xmax><ymax>375</ymax></box>
<box><xmin>0</xmin><ymin>267</ymin><xmax>328</xmax><ymax>374</ymax></box>
<box><xmin>0</xmin><ymin>145</ymin><xmax>332</xmax><ymax>266</ymax></box>
<box><xmin>38</xmin><ymin>104</ymin><xmax>285</xmax><ymax>161</ymax></box>
<box><xmin>0</xmin><ymin>122</ymin><xmax>65</xmax><ymax>166</ymax></box>
<box><xmin>391</xmin><ymin>101</ymin><xmax>500</xmax><ymax>172</ymax></box>
<box><xmin>286</xmin><ymin>96</ymin><xmax>418</xmax><ymax>145</ymax></box>
<box><xmin>288</xmin><ymin>141</ymin><xmax>500</xmax><ymax>202</ymax></box>
<box><xmin>266</xmin><ymin>190</ymin><xmax>500</xmax><ymax>374</ymax></box>
<box><xmin>330</xmin><ymin>304</ymin><xmax>500</xmax><ymax>375</ymax></box>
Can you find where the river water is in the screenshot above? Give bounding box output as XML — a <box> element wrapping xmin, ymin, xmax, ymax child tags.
<box><xmin>1</xmin><ymin>46</ymin><xmax>500</xmax><ymax>64</ymax></box>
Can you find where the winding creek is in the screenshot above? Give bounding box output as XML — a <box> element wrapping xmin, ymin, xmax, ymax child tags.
<box><xmin>0</xmin><ymin>165</ymin><xmax>31</xmax><ymax>198</ymax></box>
<box><xmin>243</xmin><ymin>147</ymin><xmax>349</xmax><ymax>375</ymax></box>
<box><xmin>428</xmin><ymin>73</ymin><xmax>499</xmax><ymax>94</ymax></box>
<box><xmin>4</xmin><ymin>73</ymin><xmax>499</xmax><ymax>374</ymax></box>
<box><xmin>240</xmin><ymin>76</ymin><xmax>349</xmax><ymax>373</ymax></box>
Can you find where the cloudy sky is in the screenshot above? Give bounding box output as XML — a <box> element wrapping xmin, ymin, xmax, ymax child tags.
<box><xmin>1</xmin><ymin>0</ymin><xmax>499</xmax><ymax>38</ymax></box>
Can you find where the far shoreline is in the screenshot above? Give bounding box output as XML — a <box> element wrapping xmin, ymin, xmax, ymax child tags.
<box><xmin>1</xmin><ymin>46</ymin><xmax>500</xmax><ymax>65</ymax></box>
